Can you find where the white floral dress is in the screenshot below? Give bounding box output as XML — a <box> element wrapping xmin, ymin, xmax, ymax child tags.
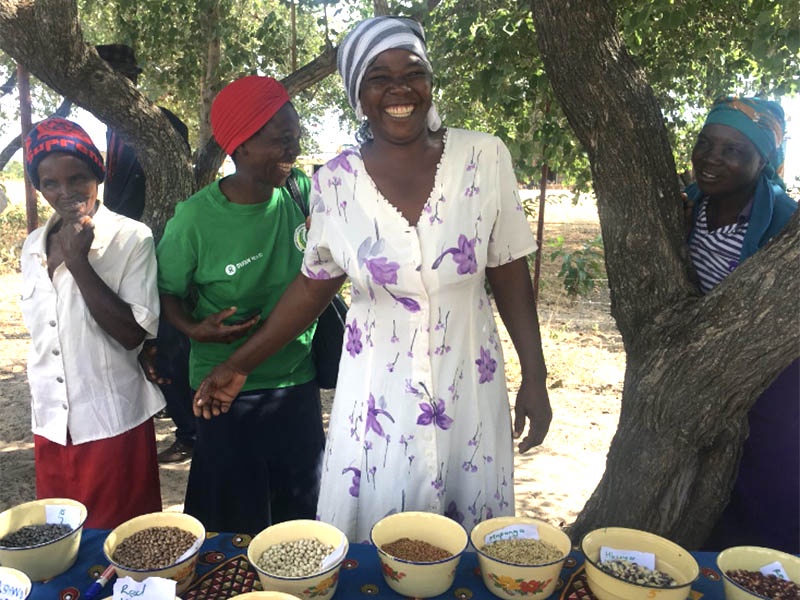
<box><xmin>303</xmin><ymin>128</ymin><xmax>537</xmax><ymax>542</ymax></box>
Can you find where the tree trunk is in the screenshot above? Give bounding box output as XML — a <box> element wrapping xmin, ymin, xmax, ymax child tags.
<box><xmin>0</xmin><ymin>0</ymin><xmax>194</xmax><ymax>240</ymax></box>
<box><xmin>530</xmin><ymin>0</ymin><xmax>799</xmax><ymax>547</ymax></box>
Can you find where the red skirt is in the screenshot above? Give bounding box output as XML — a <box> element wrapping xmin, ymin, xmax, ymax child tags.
<box><xmin>34</xmin><ymin>418</ymin><xmax>162</xmax><ymax>529</ymax></box>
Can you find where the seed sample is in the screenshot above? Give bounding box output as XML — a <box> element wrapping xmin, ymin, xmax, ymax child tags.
<box><xmin>0</xmin><ymin>523</ymin><xmax>73</xmax><ymax>547</ymax></box>
<box><xmin>256</xmin><ymin>538</ymin><xmax>335</xmax><ymax>578</ymax></box>
<box><xmin>598</xmin><ymin>559</ymin><xmax>676</xmax><ymax>587</ymax></box>
<box><xmin>481</xmin><ymin>538</ymin><xmax>563</xmax><ymax>564</ymax></box>
<box><xmin>726</xmin><ymin>569</ymin><xmax>800</xmax><ymax>600</ymax></box>
<box><xmin>112</xmin><ymin>526</ymin><xmax>197</xmax><ymax>570</ymax></box>
<box><xmin>380</xmin><ymin>537</ymin><xmax>453</xmax><ymax>562</ymax></box>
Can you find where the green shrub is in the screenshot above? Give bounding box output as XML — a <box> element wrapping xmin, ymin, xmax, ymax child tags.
<box><xmin>0</xmin><ymin>197</ymin><xmax>52</xmax><ymax>274</ymax></box>
<box><xmin>549</xmin><ymin>233</ymin><xmax>604</xmax><ymax>298</ymax></box>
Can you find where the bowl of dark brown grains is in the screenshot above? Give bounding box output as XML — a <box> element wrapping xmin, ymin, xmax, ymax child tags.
<box><xmin>247</xmin><ymin>519</ymin><xmax>348</xmax><ymax>599</ymax></box>
<box><xmin>580</xmin><ymin>527</ymin><xmax>699</xmax><ymax>600</ymax></box>
<box><xmin>469</xmin><ymin>516</ymin><xmax>572</xmax><ymax>599</ymax></box>
<box><xmin>102</xmin><ymin>511</ymin><xmax>205</xmax><ymax>595</ymax></box>
<box><xmin>0</xmin><ymin>498</ymin><xmax>88</xmax><ymax>581</ymax></box>
<box><xmin>370</xmin><ymin>511</ymin><xmax>469</xmax><ymax>598</ymax></box>
<box><xmin>717</xmin><ymin>545</ymin><xmax>800</xmax><ymax>600</ymax></box>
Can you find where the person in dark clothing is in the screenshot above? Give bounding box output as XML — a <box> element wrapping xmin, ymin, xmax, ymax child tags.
<box><xmin>96</xmin><ymin>43</ymin><xmax>195</xmax><ymax>463</ymax></box>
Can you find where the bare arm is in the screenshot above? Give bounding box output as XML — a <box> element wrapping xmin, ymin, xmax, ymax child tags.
<box><xmin>160</xmin><ymin>294</ymin><xmax>259</xmax><ymax>344</ymax></box>
<box><xmin>194</xmin><ymin>272</ymin><xmax>346</xmax><ymax>417</ymax></box>
<box><xmin>486</xmin><ymin>257</ymin><xmax>552</xmax><ymax>453</ymax></box>
<box><xmin>59</xmin><ymin>222</ymin><xmax>146</xmax><ymax>350</ymax></box>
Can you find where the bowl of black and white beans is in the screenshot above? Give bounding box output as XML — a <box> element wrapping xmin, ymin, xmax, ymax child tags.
<box><xmin>0</xmin><ymin>498</ymin><xmax>87</xmax><ymax>581</ymax></box>
<box><xmin>580</xmin><ymin>527</ymin><xmax>699</xmax><ymax>600</ymax></box>
<box><xmin>247</xmin><ymin>519</ymin><xmax>348</xmax><ymax>599</ymax></box>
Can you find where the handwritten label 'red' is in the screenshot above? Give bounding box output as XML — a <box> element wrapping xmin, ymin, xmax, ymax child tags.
<box><xmin>600</xmin><ymin>546</ymin><xmax>656</xmax><ymax>571</ymax></box>
<box><xmin>45</xmin><ymin>505</ymin><xmax>82</xmax><ymax>529</ymax></box>
<box><xmin>759</xmin><ymin>560</ymin><xmax>789</xmax><ymax>581</ymax></box>
<box><xmin>113</xmin><ymin>576</ymin><xmax>176</xmax><ymax>600</ymax></box>
<box><xmin>484</xmin><ymin>524</ymin><xmax>541</xmax><ymax>546</ymax></box>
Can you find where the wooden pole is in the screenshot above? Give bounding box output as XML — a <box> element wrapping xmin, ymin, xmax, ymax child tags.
<box><xmin>17</xmin><ymin>64</ymin><xmax>38</xmax><ymax>233</ymax></box>
<box><xmin>533</xmin><ymin>162</ymin><xmax>548</xmax><ymax>302</ymax></box>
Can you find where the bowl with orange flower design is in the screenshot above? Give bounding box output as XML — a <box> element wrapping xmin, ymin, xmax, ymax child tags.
<box><xmin>470</xmin><ymin>516</ymin><xmax>572</xmax><ymax>599</ymax></box>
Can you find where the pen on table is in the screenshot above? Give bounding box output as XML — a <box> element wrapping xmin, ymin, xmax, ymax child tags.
<box><xmin>83</xmin><ymin>564</ymin><xmax>116</xmax><ymax>600</ymax></box>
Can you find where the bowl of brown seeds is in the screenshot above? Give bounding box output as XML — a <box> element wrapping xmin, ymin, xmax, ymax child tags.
<box><xmin>717</xmin><ymin>545</ymin><xmax>800</xmax><ymax>600</ymax></box>
<box><xmin>0</xmin><ymin>497</ymin><xmax>87</xmax><ymax>581</ymax></box>
<box><xmin>103</xmin><ymin>511</ymin><xmax>205</xmax><ymax>595</ymax></box>
<box><xmin>370</xmin><ymin>511</ymin><xmax>469</xmax><ymax>598</ymax></box>
<box><xmin>580</xmin><ymin>527</ymin><xmax>699</xmax><ymax>600</ymax></box>
<box><xmin>247</xmin><ymin>519</ymin><xmax>348</xmax><ymax>599</ymax></box>
<box><xmin>469</xmin><ymin>516</ymin><xmax>572</xmax><ymax>599</ymax></box>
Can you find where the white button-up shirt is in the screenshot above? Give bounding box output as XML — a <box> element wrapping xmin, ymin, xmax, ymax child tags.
<box><xmin>20</xmin><ymin>204</ymin><xmax>165</xmax><ymax>445</ymax></box>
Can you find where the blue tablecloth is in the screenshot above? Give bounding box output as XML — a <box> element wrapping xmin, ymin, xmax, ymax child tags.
<box><xmin>30</xmin><ymin>529</ymin><xmax>727</xmax><ymax>599</ymax></box>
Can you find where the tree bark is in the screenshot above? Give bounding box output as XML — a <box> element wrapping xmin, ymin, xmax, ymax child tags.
<box><xmin>530</xmin><ymin>0</ymin><xmax>799</xmax><ymax>547</ymax></box>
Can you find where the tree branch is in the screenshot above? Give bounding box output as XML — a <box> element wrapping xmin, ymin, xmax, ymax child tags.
<box><xmin>0</xmin><ymin>97</ymin><xmax>71</xmax><ymax>170</ymax></box>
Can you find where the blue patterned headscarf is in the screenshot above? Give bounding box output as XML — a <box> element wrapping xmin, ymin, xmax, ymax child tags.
<box><xmin>704</xmin><ymin>97</ymin><xmax>786</xmax><ymax>189</ymax></box>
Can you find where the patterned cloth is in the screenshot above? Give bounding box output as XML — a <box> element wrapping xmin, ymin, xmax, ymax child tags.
<box><xmin>30</xmin><ymin>528</ymin><xmax>728</xmax><ymax>600</ymax></box>
<box><xmin>303</xmin><ymin>128</ymin><xmax>536</xmax><ymax>542</ymax></box>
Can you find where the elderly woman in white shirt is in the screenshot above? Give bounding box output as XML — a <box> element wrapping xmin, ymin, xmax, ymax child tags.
<box><xmin>20</xmin><ymin>118</ymin><xmax>164</xmax><ymax>529</ymax></box>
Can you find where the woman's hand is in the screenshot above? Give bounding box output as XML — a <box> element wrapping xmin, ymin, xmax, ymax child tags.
<box><xmin>513</xmin><ymin>376</ymin><xmax>552</xmax><ymax>453</ymax></box>
<box><xmin>189</xmin><ymin>307</ymin><xmax>260</xmax><ymax>343</ymax></box>
<box><xmin>58</xmin><ymin>216</ymin><xmax>94</xmax><ymax>267</ymax></box>
<box><xmin>137</xmin><ymin>341</ymin><xmax>171</xmax><ymax>385</ymax></box>
<box><xmin>193</xmin><ymin>362</ymin><xmax>248</xmax><ymax>419</ymax></box>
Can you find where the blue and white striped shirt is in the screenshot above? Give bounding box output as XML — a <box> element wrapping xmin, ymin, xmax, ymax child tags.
<box><xmin>689</xmin><ymin>199</ymin><xmax>748</xmax><ymax>293</ymax></box>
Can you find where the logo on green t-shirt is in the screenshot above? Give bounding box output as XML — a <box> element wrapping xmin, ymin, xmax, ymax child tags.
<box><xmin>294</xmin><ymin>222</ymin><xmax>308</xmax><ymax>251</ymax></box>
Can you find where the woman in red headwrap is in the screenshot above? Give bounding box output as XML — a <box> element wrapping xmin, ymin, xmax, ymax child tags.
<box><xmin>156</xmin><ymin>76</ymin><xmax>324</xmax><ymax>533</ymax></box>
<box><xmin>20</xmin><ymin>118</ymin><xmax>164</xmax><ymax>528</ymax></box>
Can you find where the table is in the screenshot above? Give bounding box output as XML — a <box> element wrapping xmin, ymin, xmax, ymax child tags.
<box><xmin>31</xmin><ymin>529</ymin><xmax>727</xmax><ymax>599</ymax></box>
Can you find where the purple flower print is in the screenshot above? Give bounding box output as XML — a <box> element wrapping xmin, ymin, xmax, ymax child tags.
<box><xmin>345</xmin><ymin>321</ymin><xmax>363</xmax><ymax>357</ymax></box>
<box><xmin>342</xmin><ymin>467</ymin><xmax>361</xmax><ymax>497</ymax></box>
<box><xmin>475</xmin><ymin>346</ymin><xmax>497</xmax><ymax>384</ymax></box>
<box><xmin>417</xmin><ymin>398</ymin><xmax>454</xmax><ymax>430</ymax></box>
<box><xmin>385</xmin><ymin>287</ymin><xmax>421</xmax><ymax>313</ymax></box>
<box><xmin>366</xmin><ymin>257</ymin><xmax>399</xmax><ymax>285</ymax></box>
<box><xmin>431</xmin><ymin>234</ymin><xmax>478</xmax><ymax>275</ymax></box>
<box><xmin>327</xmin><ymin>151</ymin><xmax>355</xmax><ymax>174</ymax></box>
<box><xmin>365</xmin><ymin>394</ymin><xmax>395</xmax><ymax>439</ymax></box>
<box><xmin>304</xmin><ymin>266</ymin><xmax>332</xmax><ymax>280</ymax></box>
<box><xmin>445</xmin><ymin>500</ymin><xmax>465</xmax><ymax>525</ymax></box>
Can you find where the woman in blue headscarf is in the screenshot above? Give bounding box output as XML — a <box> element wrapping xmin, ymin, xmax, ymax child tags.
<box><xmin>686</xmin><ymin>97</ymin><xmax>798</xmax><ymax>553</ymax></box>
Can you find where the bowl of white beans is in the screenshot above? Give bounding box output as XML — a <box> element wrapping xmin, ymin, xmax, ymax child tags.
<box><xmin>470</xmin><ymin>516</ymin><xmax>572</xmax><ymax>599</ymax></box>
<box><xmin>246</xmin><ymin>519</ymin><xmax>348</xmax><ymax>599</ymax></box>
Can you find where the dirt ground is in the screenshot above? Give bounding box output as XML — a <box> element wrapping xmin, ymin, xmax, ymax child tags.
<box><xmin>0</xmin><ymin>191</ymin><xmax>625</xmax><ymax>529</ymax></box>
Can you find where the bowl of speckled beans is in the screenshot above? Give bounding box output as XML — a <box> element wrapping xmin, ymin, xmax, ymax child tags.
<box><xmin>370</xmin><ymin>511</ymin><xmax>470</xmax><ymax>598</ymax></box>
<box><xmin>103</xmin><ymin>511</ymin><xmax>206</xmax><ymax>596</ymax></box>
<box><xmin>0</xmin><ymin>498</ymin><xmax>88</xmax><ymax>581</ymax></box>
<box><xmin>717</xmin><ymin>545</ymin><xmax>800</xmax><ymax>600</ymax></box>
<box><xmin>580</xmin><ymin>527</ymin><xmax>699</xmax><ymax>600</ymax></box>
<box><xmin>246</xmin><ymin>519</ymin><xmax>349</xmax><ymax>599</ymax></box>
<box><xmin>469</xmin><ymin>516</ymin><xmax>572</xmax><ymax>599</ymax></box>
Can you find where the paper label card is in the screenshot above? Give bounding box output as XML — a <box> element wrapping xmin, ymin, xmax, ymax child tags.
<box><xmin>113</xmin><ymin>576</ymin><xmax>176</xmax><ymax>599</ymax></box>
<box><xmin>45</xmin><ymin>505</ymin><xmax>82</xmax><ymax>529</ymax></box>
<box><xmin>600</xmin><ymin>546</ymin><xmax>656</xmax><ymax>571</ymax></box>
<box><xmin>484</xmin><ymin>524</ymin><xmax>540</xmax><ymax>546</ymax></box>
<box><xmin>759</xmin><ymin>560</ymin><xmax>789</xmax><ymax>581</ymax></box>
<box><xmin>0</xmin><ymin>577</ymin><xmax>30</xmax><ymax>600</ymax></box>
<box><xmin>320</xmin><ymin>534</ymin><xmax>348</xmax><ymax>571</ymax></box>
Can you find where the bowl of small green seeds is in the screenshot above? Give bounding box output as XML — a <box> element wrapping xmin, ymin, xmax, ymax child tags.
<box><xmin>580</xmin><ymin>527</ymin><xmax>699</xmax><ymax>600</ymax></box>
<box><xmin>247</xmin><ymin>519</ymin><xmax>349</xmax><ymax>599</ymax></box>
<box><xmin>0</xmin><ymin>498</ymin><xmax>87</xmax><ymax>581</ymax></box>
<box><xmin>470</xmin><ymin>516</ymin><xmax>572</xmax><ymax>599</ymax></box>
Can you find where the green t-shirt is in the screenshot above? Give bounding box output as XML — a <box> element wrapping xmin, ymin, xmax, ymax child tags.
<box><xmin>157</xmin><ymin>169</ymin><xmax>315</xmax><ymax>390</ymax></box>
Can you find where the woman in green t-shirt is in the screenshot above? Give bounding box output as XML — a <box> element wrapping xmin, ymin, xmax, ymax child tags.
<box><xmin>156</xmin><ymin>75</ymin><xmax>323</xmax><ymax>533</ymax></box>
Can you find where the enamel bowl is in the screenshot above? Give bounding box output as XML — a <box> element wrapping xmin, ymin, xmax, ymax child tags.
<box><xmin>717</xmin><ymin>545</ymin><xmax>800</xmax><ymax>600</ymax></box>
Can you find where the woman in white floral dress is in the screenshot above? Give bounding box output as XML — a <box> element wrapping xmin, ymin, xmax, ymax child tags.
<box><xmin>196</xmin><ymin>16</ymin><xmax>552</xmax><ymax>542</ymax></box>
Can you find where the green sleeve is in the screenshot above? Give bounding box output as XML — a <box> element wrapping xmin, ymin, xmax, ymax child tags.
<box><xmin>156</xmin><ymin>202</ymin><xmax>197</xmax><ymax>298</ymax></box>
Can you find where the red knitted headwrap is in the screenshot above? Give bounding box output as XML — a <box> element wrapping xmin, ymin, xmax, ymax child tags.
<box><xmin>211</xmin><ymin>75</ymin><xmax>290</xmax><ymax>156</ymax></box>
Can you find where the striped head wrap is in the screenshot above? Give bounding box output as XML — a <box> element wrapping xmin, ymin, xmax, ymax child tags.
<box><xmin>704</xmin><ymin>97</ymin><xmax>786</xmax><ymax>188</ymax></box>
<box><xmin>24</xmin><ymin>117</ymin><xmax>105</xmax><ymax>190</ymax></box>
<box><xmin>337</xmin><ymin>16</ymin><xmax>441</xmax><ymax>133</ymax></box>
